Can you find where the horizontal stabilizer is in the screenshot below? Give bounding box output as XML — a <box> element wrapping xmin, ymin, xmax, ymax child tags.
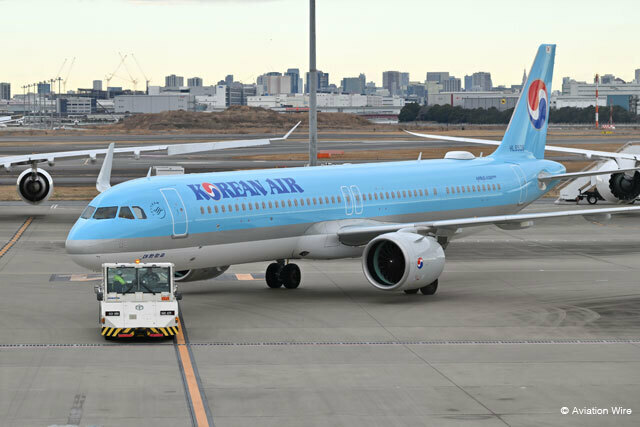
<box><xmin>538</xmin><ymin>167</ymin><xmax>640</xmax><ymax>182</ymax></box>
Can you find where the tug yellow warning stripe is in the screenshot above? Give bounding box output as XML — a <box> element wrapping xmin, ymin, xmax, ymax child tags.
<box><xmin>0</xmin><ymin>217</ymin><xmax>33</xmax><ymax>258</ymax></box>
<box><xmin>101</xmin><ymin>327</ymin><xmax>179</xmax><ymax>337</ymax></box>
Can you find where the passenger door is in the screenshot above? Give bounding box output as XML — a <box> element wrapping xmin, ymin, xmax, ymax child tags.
<box><xmin>340</xmin><ymin>186</ymin><xmax>353</xmax><ymax>216</ymax></box>
<box><xmin>340</xmin><ymin>185</ymin><xmax>364</xmax><ymax>216</ymax></box>
<box><xmin>350</xmin><ymin>185</ymin><xmax>363</xmax><ymax>214</ymax></box>
<box><xmin>160</xmin><ymin>188</ymin><xmax>188</xmax><ymax>237</ymax></box>
<box><xmin>510</xmin><ymin>164</ymin><xmax>528</xmax><ymax>205</ymax></box>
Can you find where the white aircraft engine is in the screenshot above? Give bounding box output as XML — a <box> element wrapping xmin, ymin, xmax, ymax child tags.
<box><xmin>174</xmin><ymin>266</ymin><xmax>229</xmax><ymax>282</ymax></box>
<box><xmin>16</xmin><ymin>168</ymin><xmax>54</xmax><ymax>205</ymax></box>
<box><xmin>595</xmin><ymin>159</ymin><xmax>640</xmax><ymax>203</ymax></box>
<box><xmin>362</xmin><ymin>232</ymin><xmax>445</xmax><ymax>292</ymax></box>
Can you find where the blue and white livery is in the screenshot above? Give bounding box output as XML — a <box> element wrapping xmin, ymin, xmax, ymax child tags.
<box><xmin>66</xmin><ymin>45</ymin><xmax>640</xmax><ymax>294</ymax></box>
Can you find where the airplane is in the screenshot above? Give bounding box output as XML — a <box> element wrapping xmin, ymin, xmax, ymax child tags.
<box><xmin>0</xmin><ymin>124</ymin><xmax>300</xmax><ymax>204</ymax></box>
<box><xmin>0</xmin><ymin>116</ymin><xmax>24</xmax><ymax>128</ymax></box>
<box><xmin>65</xmin><ymin>44</ymin><xmax>640</xmax><ymax>294</ymax></box>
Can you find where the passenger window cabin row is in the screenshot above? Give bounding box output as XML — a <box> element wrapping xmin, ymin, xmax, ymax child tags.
<box><xmin>199</xmin><ymin>182</ymin><xmax>503</xmax><ymax>216</ymax></box>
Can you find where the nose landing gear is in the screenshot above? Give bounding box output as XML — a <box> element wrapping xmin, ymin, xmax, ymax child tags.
<box><xmin>265</xmin><ymin>261</ymin><xmax>301</xmax><ymax>289</ymax></box>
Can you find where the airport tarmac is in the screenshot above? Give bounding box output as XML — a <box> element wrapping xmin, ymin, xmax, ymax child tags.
<box><xmin>1</xmin><ymin>200</ymin><xmax>640</xmax><ymax>426</ymax></box>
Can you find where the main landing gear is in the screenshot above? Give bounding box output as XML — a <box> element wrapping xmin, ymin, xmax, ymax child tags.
<box><xmin>266</xmin><ymin>260</ymin><xmax>301</xmax><ymax>289</ymax></box>
<box><xmin>404</xmin><ymin>279</ymin><xmax>438</xmax><ymax>295</ymax></box>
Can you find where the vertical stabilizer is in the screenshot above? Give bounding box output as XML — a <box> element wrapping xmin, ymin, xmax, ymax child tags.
<box><xmin>493</xmin><ymin>44</ymin><xmax>555</xmax><ymax>159</ymax></box>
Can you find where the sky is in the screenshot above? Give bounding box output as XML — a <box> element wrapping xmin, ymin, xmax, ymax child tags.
<box><xmin>1</xmin><ymin>0</ymin><xmax>639</xmax><ymax>93</ymax></box>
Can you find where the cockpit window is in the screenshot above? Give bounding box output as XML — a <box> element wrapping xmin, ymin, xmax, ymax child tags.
<box><xmin>81</xmin><ymin>205</ymin><xmax>96</xmax><ymax>219</ymax></box>
<box><xmin>118</xmin><ymin>206</ymin><xmax>135</xmax><ymax>220</ymax></box>
<box><xmin>132</xmin><ymin>206</ymin><xmax>147</xmax><ymax>219</ymax></box>
<box><xmin>93</xmin><ymin>206</ymin><xmax>118</xmax><ymax>219</ymax></box>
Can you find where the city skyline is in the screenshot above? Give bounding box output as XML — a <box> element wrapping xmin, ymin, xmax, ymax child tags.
<box><xmin>2</xmin><ymin>0</ymin><xmax>639</xmax><ymax>92</ymax></box>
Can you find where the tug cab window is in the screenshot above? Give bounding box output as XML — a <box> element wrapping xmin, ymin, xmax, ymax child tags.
<box><xmin>93</xmin><ymin>206</ymin><xmax>118</xmax><ymax>219</ymax></box>
<box><xmin>107</xmin><ymin>266</ymin><xmax>170</xmax><ymax>294</ymax></box>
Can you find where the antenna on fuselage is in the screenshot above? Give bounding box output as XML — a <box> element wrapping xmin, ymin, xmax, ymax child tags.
<box><xmin>417</xmin><ymin>152</ymin><xmax>422</xmax><ymax>161</ymax></box>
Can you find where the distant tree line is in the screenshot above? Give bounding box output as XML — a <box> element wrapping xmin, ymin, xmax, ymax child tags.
<box><xmin>399</xmin><ymin>103</ymin><xmax>640</xmax><ymax>124</ymax></box>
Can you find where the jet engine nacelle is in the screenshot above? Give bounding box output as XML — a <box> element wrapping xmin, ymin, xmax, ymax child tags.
<box><xmin>362</xmin><ymin>232</ymin><xmax>445</xmax><ymax>292</ymax></box>
<box><xmin>16</xmin><ymin>168</ymin><xmax>54</xmax><ymax>205</ymax></box>
<box><xmin>174</xmin><ymin>266</ymin><xmax>229</xmax><ymax>282</ymax></box>
<box><xmin>595</xmin><ymin>159</ymin><xmax>640</xmax><ymax>203</ymax></box>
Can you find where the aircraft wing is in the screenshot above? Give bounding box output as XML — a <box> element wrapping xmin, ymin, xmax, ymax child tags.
<box><xmin>1</xmin><ymin>121</ymin><xmax>301</xmax><ymax>170</ymax></box>
<box><xmin>0</xmin><ymin>117</ymin><xmax>23</xmax><ymax>125</ymax></box>
<box><xmin>337</xmin><ymin>206</ymin><xmax>640</xmax><ymax>246</ymax></box>
<box><xmin>404</xmin><ymin>130</ymin><xmax>640</xmax><ymax>162</ymax></box>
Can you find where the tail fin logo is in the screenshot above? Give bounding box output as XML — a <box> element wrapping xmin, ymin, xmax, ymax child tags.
<box><xmin>527</xmin><ymin>79</ymin><xmax>548</xmax><ymax>130</ymax></box>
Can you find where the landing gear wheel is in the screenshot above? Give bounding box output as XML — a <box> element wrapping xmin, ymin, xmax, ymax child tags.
<box><xmin>420</xmin><ymin>280</ymin><xmax>438</xmax><ymax>295</ymax></box>
<box><xmin>266</xmin><ymin>263</ymin><xmax>283</xmax><ymax>288</ymax></box>
<box><xmin>280</xmin><ymin>264</ymin><xmax>301</xmax><ymax>289</ymax></box>
<box><xmin>404</xmin><ymin>289</ymin><xmax>419</xmax><ymax>294</ymax></box>
<box><xmin>587</xmin><ymin>195</ymin><xmax>598</xmax><ymax>205</ymax></box>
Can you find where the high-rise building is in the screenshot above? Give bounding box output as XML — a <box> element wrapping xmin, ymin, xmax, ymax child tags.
<box><xmin>318</xmin><ymin>71</ymin><xmax>329</xmax><ymax>91</ymax></box>
<box><xmin>426</xmin><ymin>72</ymin><xmax>449</xmax><ymax>84</ymax></box>
<box><xmin>187</xmin><ymin>77</ymin><xmax>203</xmax><ymax>87</ymax></box>
<box><xmin>407</xmin><ymin>82</ymin><xmax>427</xmax><ymax>103</ymax></box>
<box><xmin>601</xmin><ymin>74</ymin><xmax>616</xmax><ymax>84</ymax></box>
<box><xmin>92</xmin><ymin>80</ymin><xmax>102</xmax><ymax>91</ymax></box>
<box><xmin>165</xmin><ymin>74</ymin><xmax>184</xmax><ymax>87</ymax></box>
<box><xmin>471</xmin><ymin>72</ymin><xmax>492</xmax><ymax>91</ymax></box>
<box><xmin>341</xmin><ymin>76</ymin><xmax>366</xmax><ymax>94</ymax></box>
<box><xmin>285</xmin><ymin>68</ymin><xmax>301</xmax><ymax>94</ymax></box>
<box><xmin>400</xmin><ymin>72</ymin><xmax>410</xmax><ymax>92</ymax></box>
<box><xmin>464</xmin><ymin>75</ymin><xmax>472</xmax><ymax>91</ymax></box>
<box><xmin>635</xmin><ymin>69</ymin><xmax>640</xmax><ymax>83</ymax></box>
<box><xmin>225</xmin><ymin>75</ymin><xmax>234</xmax><ymax>86</ymax></box>
<box><xmin>305</xmin><ymin>71</ymin><xmax>329</xmax><ymax>92</ymax></box>
<box><xmin>442</xmin><ymin>77</ymin><xmax>462</xmax><ymax>92</ymax></box>
<box><xmin>37</xmin><ymin>82</ymin><xmax>51</xmax><ymax>95</ymax></box>
<box><xmin>382</xmin><ymin>71</ymin><xmax>402</xmax><ymax>96</ymax></box>
<box><xmin>0</xmin><ymin>83</ymin><xmax>10</xmax><ymax>100</ymax></box>
<box><xmin>257</xmin><ymin>73</ymin><xmax>292</xmax><ymax>95</ymax></box>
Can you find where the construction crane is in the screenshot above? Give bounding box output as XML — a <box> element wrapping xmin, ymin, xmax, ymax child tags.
<box><xmin>118</xmin><ymin>52</ymin><xmax>138</xmax><ymax>91</ymax></box>
<box><xmin>105</xmin><ymin>54</ymin><xmax>127</xmax><ymax>92</ymax></box>
<box><xmin>130</xmin><ymin>53</ymin><xmax>151</xmax><ymax>94</ymax></box>
<box><xmin>55</xmin><ymin>58</ymin><xmax>67</xmax><ymax>82</ymax></box>
<box><xmin>62</xmin><ymin>57</ymin><xmax>76</xmax><ymax>93</ymax></box>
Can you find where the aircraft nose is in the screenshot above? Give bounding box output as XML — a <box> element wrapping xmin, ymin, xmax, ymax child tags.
<box><xmin>66</xmin><ymin>222</ymin><xmax>103</xmax><ymax>270</ymax></box>
<box><xmin>64</xmin><ymin>237</ymin><xmax>84</xmax><ymax>255</ymax></box>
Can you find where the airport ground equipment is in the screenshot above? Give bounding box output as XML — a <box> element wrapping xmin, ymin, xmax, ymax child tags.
<box><xmin>557</xmin><ymin>141</ymin><xmax>640</xmax><ymax>204</ymax></box>
<box><xmin>97</xmin><ymin>262</ymin><xmax>182</xmax><ymax>339</ymax></box>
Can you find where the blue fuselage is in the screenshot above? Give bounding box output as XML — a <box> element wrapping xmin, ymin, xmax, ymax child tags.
<box><xmin>65</xmin><ymin>155</ymin><xmax>565</xmax><ymax>270</ymax></box>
